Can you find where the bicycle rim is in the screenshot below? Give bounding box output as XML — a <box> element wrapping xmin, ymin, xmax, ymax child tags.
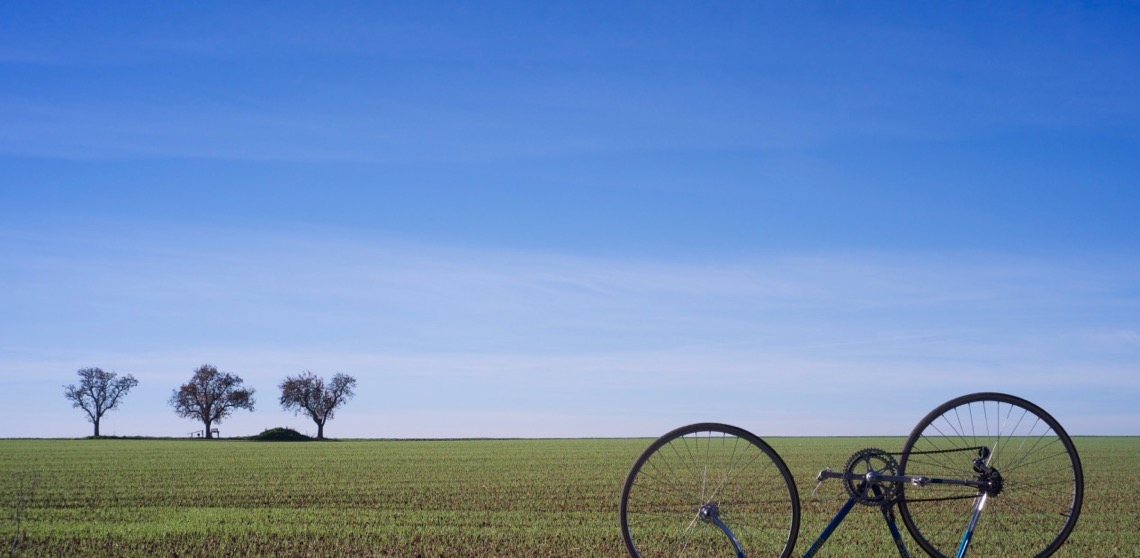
<box><xmin>898</xmin><ymin>393</ymin><xmax>1083</xmax><ymax>558</ymax></box>
<box><xmin>620</xmin><ymin>423</ymin><xmax>800</xmax><ymax>558</ymax></box>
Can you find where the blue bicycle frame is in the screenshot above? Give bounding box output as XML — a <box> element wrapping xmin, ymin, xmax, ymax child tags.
<box><xmin>706</xmin><ymin>467</ymin><xmax>992</xmax><ymax>558</ymax></box>
<box><xmin>800</xmin><ymin>486</ymin><xmax>912</xmax><ymax>558</ymax></box>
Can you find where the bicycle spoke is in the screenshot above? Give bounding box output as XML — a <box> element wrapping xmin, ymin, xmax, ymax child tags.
<box><xmin>898</xmin><ymin>393</ymin><xmax>1082</xmax><ymax>558</ymax></box>
<box><xmin>621</xmin><ymin>423</ymin><xmax>799</xmax><ymax>558</ymax></box>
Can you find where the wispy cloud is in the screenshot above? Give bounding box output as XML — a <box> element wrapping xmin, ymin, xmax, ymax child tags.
<box><xmin>5</xmin><ymin>223</ymin><xmax>1136</xmax><ymax>351</ymax></box>
<box><xmin>2</xmin><ymin>223</ymin><xmax>1137</xmax><ymax>436</ymax></box>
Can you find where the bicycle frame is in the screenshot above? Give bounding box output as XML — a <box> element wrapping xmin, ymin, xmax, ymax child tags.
<box><xmin>621</xmin><ymin>394</ymin><xmax>1082</xmax><ymax>558</ymax></box>
<box><xmin>800</xmin><ymin>489</ymin><xmax>910</xmax><ymax>558</ymax></box>
<box><xmin>707</xmin><ymin>467</ymin><xmax>993</xmax><ymax>558</ymax></box>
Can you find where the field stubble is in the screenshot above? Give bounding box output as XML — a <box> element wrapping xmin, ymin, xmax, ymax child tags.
<box><xmin>1</xmin><ymin>436</ymin><xmax>1136</xmax><ymax>557</ymax></box>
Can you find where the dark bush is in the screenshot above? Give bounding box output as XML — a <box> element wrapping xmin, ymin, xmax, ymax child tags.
<box><xmin>249</xmin><ymin>427</ymin><xmax>313</xmax><ymax>442</ymax></box>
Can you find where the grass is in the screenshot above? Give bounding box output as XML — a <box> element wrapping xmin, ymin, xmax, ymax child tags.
<box><xmin>1</xmin><ymin>436</ymin><xmax>1136</xmax><ymax>556</ymax></box>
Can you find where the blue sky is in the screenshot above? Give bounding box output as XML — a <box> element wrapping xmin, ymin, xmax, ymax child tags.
<box><xmin>2</xmin><ymin>2</ymin><xmax>1138</xmax><ymax>438</ymax></box>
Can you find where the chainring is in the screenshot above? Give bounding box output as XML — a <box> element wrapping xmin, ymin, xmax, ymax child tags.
<box><xmin>843</xmin><ymin>447</ymin><xmax>900</xmax><ymax>506</ymax></box>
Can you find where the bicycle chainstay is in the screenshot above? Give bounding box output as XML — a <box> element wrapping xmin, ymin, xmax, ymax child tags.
<box><xmin>889</xmin><ymin>445</ymin><xmax>989</xmax><ymax>503</ymax></box>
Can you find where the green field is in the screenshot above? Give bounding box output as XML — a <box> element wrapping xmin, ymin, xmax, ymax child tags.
<box><xmin>2</xmin><ymin>437</ymin><xmax>1136</xmax><ymax>557</ymax></box>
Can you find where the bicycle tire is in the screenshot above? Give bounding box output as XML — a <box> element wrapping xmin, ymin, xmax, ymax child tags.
<box><xmin>620</xmin><ymin>423</ymin><xmax>800</xmax><ymax>558</ymax></box>
<box><xmin>897</xmin><ymin>393</ymin><xmax>1083</xmax><ymax>558</ymax></box>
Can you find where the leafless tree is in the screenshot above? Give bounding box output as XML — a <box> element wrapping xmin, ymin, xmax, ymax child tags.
<box><xmin>63</xmin><ymin>368</ymin><xmax>139</xmax><ymax>437</ymax></box>
<box><xmin>169</xmin><ymin>364</ymin><xmax>255</xmax><ymax>439</ymax></box>
<box><xmin>279</xmin><ymin>371</ymin><xmax>357</xmax><ymax>439</ymax></box>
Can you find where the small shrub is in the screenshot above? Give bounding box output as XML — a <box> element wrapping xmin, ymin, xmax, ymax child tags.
<box><xmin>249</xmin><ymin>427</ymin><xmax>313</xmax><ymax>442</ymax></box>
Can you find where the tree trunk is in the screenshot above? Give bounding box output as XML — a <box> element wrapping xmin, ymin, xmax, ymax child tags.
<box><xmin>205</xmin><ymin>419</ymin><xmax>213</xmax><ymax>439</ymax></box>
<box><xmin>316</xmin><ymin>421</ymin><xmax>325</xmax><ymax>440</ymax></box>
<box><xmin>93</xmin><ymin>418</ymin><xmax>100</xmax><ymax>437</ymax></box>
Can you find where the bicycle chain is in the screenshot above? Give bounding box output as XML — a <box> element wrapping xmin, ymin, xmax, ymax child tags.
<box><xmin>813</xmin><ymin>445</ymin><xmax>991</xmax><ymax>504</ymax></box>
<box><xmin>889</xmin><ymin>445</ymin><xmax>989</xmax><ymax>503</ymax></box>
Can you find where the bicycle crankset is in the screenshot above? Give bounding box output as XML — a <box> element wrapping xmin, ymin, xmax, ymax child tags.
<box><xmin>843</xmin><ymin>447</ymin><xmax>901</xmax><ymax>506</ymax></box>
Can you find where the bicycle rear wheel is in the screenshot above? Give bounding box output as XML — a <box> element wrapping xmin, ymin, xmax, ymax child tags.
<box><xmin>898</xmin><ymin>393</ymin><xmax>1083</xmax><ymax>558</ymax></box>
<box><xmin>620</xmin><ymin>423</ymin><xmax>800</xmax><ymax>558</ymax></box>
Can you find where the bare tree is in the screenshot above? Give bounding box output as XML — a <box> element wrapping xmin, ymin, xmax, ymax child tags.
<box><xmin>63</xmin><ymin>367</ymin><xmax>139</xmax><ymax>437</ymax></box>
<box><xmin>279</xmin><ymin>371</ymin><xmax>357</xmax><ymax>439</ymax></box>
<box><xmin>169</xmin><ymin>364</ymin><xmax>255</xmax><ymax>439</ymax></box>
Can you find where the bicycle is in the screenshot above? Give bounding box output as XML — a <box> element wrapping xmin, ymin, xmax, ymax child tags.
<box><xmin>619</xmin><ymin>392</ymin><xmax>1083</xmax><ymax>557</ymax></box>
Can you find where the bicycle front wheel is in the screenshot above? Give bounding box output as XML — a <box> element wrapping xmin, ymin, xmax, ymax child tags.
<box><xmin>620</xmin><ymin>423</ymin><xmax>800</xmax><ymax>558</ymax></box>
<box><xmin>898</xmin><ymin>393</ymin><xmax>1083</xmax><ymax>558</ymax></box>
